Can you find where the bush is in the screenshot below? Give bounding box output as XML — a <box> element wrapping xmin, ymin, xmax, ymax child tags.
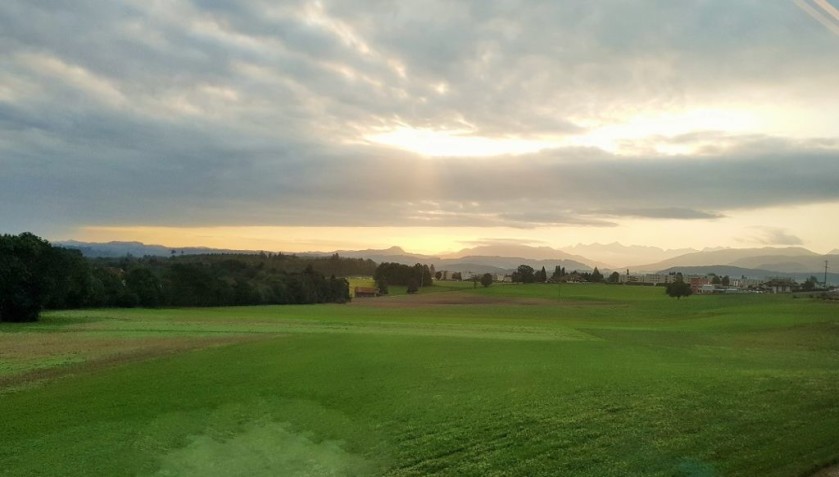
<box><xmin>665</xmin><ymin>281</ymin><xmax>692</xmax><ymax>299</ymax></box>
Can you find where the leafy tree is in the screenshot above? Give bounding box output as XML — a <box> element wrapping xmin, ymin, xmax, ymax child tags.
<box><xmin>480</xmin><ymin>273</ymin><xmax>493</xmax><ymax>287</ymax></box>
<box><xmin>802</xmin><ymin>276</ymin><xmax>819</xmax><ymax>292</ymax></box>
<box><xmin>0</xmin><ymin>233</ymin><xmax>56</xmax><ymax>322</ymax></box>
<box><xmin>232</xmin><ymin>278</ymin><xmax>259</xmax><ymax>306</ymax></box>
<box><xmin>607</xmin><ymin>271</ymin><xmax>620</xmax><ymax>283</ymax></box>
<box><xmin>721</xmin><ymin>275</ymin><xmax>730</xmax><ymax>286</ymax></box>
<box><xmin>376</xmin><ymin>277</ymin><xmax>389</xmax><ymax>295</ymax></box>
<box><xmin>164</xmin><ymin>263</ymin><xmax>230</xmax><ymax>307</ymax></box>
<box><xmin>665</xmin><ymin>280</ymin><xmax>692</xmax><ymax>299</ymax></box>
<box><xmin>43</xmin><ymin>247</ymin><xmax>95</xmax><ymax>309</ymax></box>
<box><xmin>374</xmin><ymin>262</ymin><xmax>432</xmax><ymax>288</ymax></box>
<box><xmin>116</xmin><ymin>289</ymin><xmax>140</xmax><ymax>308</ymax></box>
<box><xmin>301</xmin><ymin>265</ymin><xmax>330</xmax><ymax>304</ymax></box>
<box><xmin>452</xmin><ymin>272</ymin><xmax>462</xmax><ymax>281</ymax></box>
<box><xmin>435</xmin><ymin>271</ymin><xmax>442</xmax><ymax>280</ymax></box>
<box><xmin>512</xmin><ymin>265</ymin><xmax>535</xmax><ymax>283</ymax></box>
<box><xmin>414</xmin><ymin>263</ymin><xmax>432</xmax><ymax>287</ymax></box>
<box><xmin>126</xmin><ymin>268</ymin><xmax>164</xmax><ymax>307</ymax></box>
<box><xmin>328</xmin><ymin>275</ymin><xmax>351</xmax><ymax>304</ymax></box>
<box><xmin>90</xmin><ymin>266</ymin><xmax>127</xmax><ymax>307</ymax></box>
<box><xmin>406</xmin><ymin>278</ymin><xmax>419</xmax><ymax>294</ymax></box>
<box><xmin>591</xmin><ymin>267</ymin><xmax>604</xmax><ymax>283</ymax></box>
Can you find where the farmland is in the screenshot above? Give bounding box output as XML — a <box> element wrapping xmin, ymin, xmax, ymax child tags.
<box><xmin>1</xmin><ymin>284</ymin><xmax>838</xmax><ymax>476</ymax></box>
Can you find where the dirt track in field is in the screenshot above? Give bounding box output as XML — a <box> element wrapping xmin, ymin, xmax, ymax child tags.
<box><xmin>0</xmin><ymin>334</ymin><xmax>269</xmax><ymax>391</ymax></box>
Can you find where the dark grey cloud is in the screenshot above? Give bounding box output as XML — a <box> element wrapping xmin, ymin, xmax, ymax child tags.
<box><xmin>1</xmin><ymin>0</ymin><xmax>838</xmax><ymax>237</ymax></box>
<box><xmin>594</xmin><ymin>208</ymin><xmax>725</xmax><ymax>220</ymax></box>
<box><xmin>4</xmin><ymin>130</ymin><xmax>838</xmax><ymax>233</ymax></box>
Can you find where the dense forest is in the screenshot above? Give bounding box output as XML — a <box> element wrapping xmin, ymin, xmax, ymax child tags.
<box><xmin>1</xmin><ymin>233</ymin><xmax>375</xmax><ymax>322</ymax></box>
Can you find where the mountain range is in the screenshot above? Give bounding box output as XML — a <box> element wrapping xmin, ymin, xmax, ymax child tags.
<box><xmin>631</xmin><ymin>247</ymin><xmax>831</xmax><ymax>272</ymax></box>
<box><xmin>561</xmin><ymin>242</ymin><xmax>698</xmax><ymax>268</ymax></box>
<box><xmin>55</xmin><ymin>240</ymin><xmax>837</xmax><ymax>281</ymax></box>
<box><xmin>309</xmin><ymin>245</ymin><xmax>595</xmax><ymax>276</ymax></box>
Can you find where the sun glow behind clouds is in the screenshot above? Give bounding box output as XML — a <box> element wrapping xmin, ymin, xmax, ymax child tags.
<box><xmin>76</xmin><ymin>202</ymin><xmax>839</xmax><ymax>258</ymax></box>
<box><xmin>77</xmin><ymin>225</ymin><xmax>513</xmax><ymax>255</ymax></box>
<box><xmin>568</xmin><ymin>108</ymin><xmax>761</xmax><ymax>154</ymax></box>
<box><xmin>365</xmin><ymin>109</ymin><xmax>761</xmax><ymax>158</ymax></box>
<box><xmin>365</xmin><ymin>127</ymin><xmax>562</xmax><ymax>157</ymax></box>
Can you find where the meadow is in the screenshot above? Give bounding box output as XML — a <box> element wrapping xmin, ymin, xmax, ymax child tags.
<box><xmin>1</xmin><ymin>283</ymin><xmax>838</xmax><ymax>476</ymax></box>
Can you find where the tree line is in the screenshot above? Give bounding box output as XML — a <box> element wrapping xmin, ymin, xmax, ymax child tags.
<box><xmin>0</xmin><ymin>233</ymin><xmax>368</xmax><ymax>322</ymax></box>
<box><xmin>373</xmin><ymin>262</ymin><xmax>433</xmax><ymax>294</ymax></box>
<box><xmin>510</xmin><ymin>265</ymin><xmax>609</xmax><ymax>283</ymax></box>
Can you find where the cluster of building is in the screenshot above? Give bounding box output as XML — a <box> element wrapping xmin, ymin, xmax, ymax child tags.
<box><xmin>619</xmin><ymin>272</ymin><xmax>789</xmax><ymax>293</ymax></box>
<box><xmin>438</xmin><ymin>269</ymin><xmax>807</xmax><ymax>294</ymax></box>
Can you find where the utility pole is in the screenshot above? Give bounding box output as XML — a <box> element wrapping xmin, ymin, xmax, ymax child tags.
<box><xmin>825</xmin><ymin>260</ymin><xmax>829</xmax><ymax>288</ymax></box>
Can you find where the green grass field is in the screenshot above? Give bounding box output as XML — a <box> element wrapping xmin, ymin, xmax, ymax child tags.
<box><xmin>1</xmin><ymin>284</ymin><xmax>838</xmax><ymax>476</ymax></box>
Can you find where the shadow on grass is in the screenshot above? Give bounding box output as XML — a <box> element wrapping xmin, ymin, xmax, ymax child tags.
<box><xmin>0</xmin><ymin>313</ymin><xmax>106</xmax><ymax>332</ymax></box>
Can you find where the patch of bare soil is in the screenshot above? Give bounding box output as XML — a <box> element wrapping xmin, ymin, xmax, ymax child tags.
<box><xmin>350</xmin><ymin>292</ymin><xmax>566</xmax><ymax>308</ymax></box>
<box><xmin>812</xmin><ymin>464</ymin><xmax>839</xmax><ymax>477</ymax></box>
<box><xmin>0</xmin><ymin>334</ymin><xmax>270</xmax><ymax>391</ymax></box>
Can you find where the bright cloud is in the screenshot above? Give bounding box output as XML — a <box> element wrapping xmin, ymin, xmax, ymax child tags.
<box><xmin>365</xmin><ymin>126</ymin><xmax>562</xmax><ymax>157</ymax></box>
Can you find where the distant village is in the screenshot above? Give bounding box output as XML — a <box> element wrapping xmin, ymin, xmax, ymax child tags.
<box><xmin>616</xmin><ymin>273</ymin><xmax>791</xmax><ymax>294</ymax></box>
<box><xmin>435</xmin><ymin>268</ymin><xmax>828</xmax><ymax>295</ymax></box>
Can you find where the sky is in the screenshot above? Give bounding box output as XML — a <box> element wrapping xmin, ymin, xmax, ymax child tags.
<box><xmin>2</xmin><ymin>0</ymin><xmax>839</xmax><ymax>255</ymax></box>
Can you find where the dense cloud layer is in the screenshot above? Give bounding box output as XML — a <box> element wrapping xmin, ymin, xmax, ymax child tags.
<box><xmin>1</xmin><ymin>0</ymin><xmax>838</xmax><ymax>236</ymax></box>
